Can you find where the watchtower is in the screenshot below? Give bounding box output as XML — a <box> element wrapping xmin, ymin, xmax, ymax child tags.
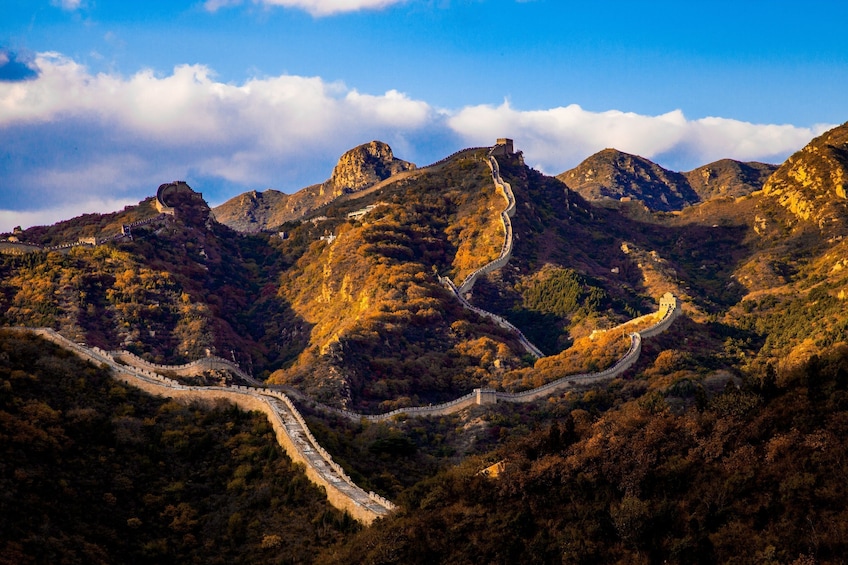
<box><xmin>474</xmin><ymin>388</ymin><xmax>498</xmax><ymax>405</ymax></box>
<box><xmin>155</xmin><ymin>181</ymin><xmax>203</xmax><ymax>216</ymax></box>
<box><xmin>490</xmin><ymin>138</ymin><xmax>514</xmax><ymax>156</ymax></box>
<box><xmin>659</xmin><ymin>292</ymin><xmax>678</xmax><ymax>315</ymax></box>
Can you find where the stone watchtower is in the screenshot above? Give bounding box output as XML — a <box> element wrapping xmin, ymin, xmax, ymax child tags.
<box><xmin>490</xmin><ymin>138</ymin><xmax>514</xmax><ymax>156</ymax></box>
<box><xmin>659</xmin><ymin>292</ymin><xmax>678</xmax><ymax>314</ymax></box>
<box><xmin>155</xmin><ymin>181</ymin><xmax>204</xmax><ymax>216</ymax></box>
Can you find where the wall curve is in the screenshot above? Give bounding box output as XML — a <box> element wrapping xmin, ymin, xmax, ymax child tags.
<box><xmin>11</xmin><ymin>327</ymin><xmax>394</xmax><ymax>525</ymax></box>
<box><xmin>291</xmin><ymin>293</ymin><xmax>680</xmax><ymax>421</ymax></box>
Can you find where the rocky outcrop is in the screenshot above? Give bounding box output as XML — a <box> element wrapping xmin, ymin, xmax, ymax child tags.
<box><xmin>213</xmin><ymin>141</ymin><xmax>415</xmax><ymax>233</ymax></box>
<box><xmin>210</xmin><ymin>189</ymin><xmax>296</xmax><ymax>234</ymax></box>
<box><xmin>326</xmin><ymin>140</ymin><xmax>415</xmax><ymax>196</ymax></box>
<box><xmin>761</xmin><ymin>121</ymin><xmax>848</xmax><ymax>234</ymax></box>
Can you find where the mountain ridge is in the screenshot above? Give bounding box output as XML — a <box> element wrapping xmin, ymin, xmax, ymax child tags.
<box><xmin>5</xmin><ymin>124</ymin><xmax>848</xmax><ymax>563</ymax></box>
<box><xmin>558</xmin><ymin>148</ymin><xmax>778</xmax><ymax>211</ymax></box>
<box><xmin>212</xmin><ymin>140</ymin><xmax>415</xmax><ymax>233</ymax></box>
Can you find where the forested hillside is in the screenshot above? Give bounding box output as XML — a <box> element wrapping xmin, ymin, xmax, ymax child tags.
<box><xmin>318</xmin><ymin>343</ymin><xmax>848</xmax><ymax>564</ymax></box>
<box><xmin>0</xmin><ymin>330</ymin><xmax>357</xmax><ymax>565</ymax></box>
<box><xmin>3</xmin><ymin>123</ymin><xmax>848</xmax><ymax>563</ymax></box>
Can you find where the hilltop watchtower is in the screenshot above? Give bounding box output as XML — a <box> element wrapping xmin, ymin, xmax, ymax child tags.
<box><xmin>490</xmin><ymin>138</ymin><xmax>514</xmax><ymax>156</ymax></box>
<box><xmin>155</xmin><ymin>181</ymin><xmax>203</xmax><ymax>216</ymax></box>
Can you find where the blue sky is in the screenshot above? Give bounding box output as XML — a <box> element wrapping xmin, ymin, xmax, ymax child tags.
<box><xmin>1</xmin><ymin>0</ymin><xmax>846</xmax><ymax>231</ymax></box>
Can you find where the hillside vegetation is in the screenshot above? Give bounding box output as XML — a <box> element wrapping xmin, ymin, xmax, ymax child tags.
<box><xmin>319</xmin><ymin>343</ymin><xmax>848</xmax><ymax>564</ymax></box>
<box><xmin>3</xmin><ymin>122</ymin><xmax>848</xmax><ymax>563</ymax></box>
<box><xmin>0</xmin><ymin>330</ymin><xmax>356</xmax><ymax>565</ymax></box>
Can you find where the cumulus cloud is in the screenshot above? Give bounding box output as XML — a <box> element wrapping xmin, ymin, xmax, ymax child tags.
<box><xmin>448</xmin><ymin>101</ymin><xmax>832</xmax><ymax>174</ymax></box>
<box><xmin>204</xmin><ymin>0</ymin><xmax>405</xmax><ymax>16</ymax></box>
<box><xmin>0</xmin><ymin>52</ymin><xmax>443</xmax><ymax>231</ymax></box>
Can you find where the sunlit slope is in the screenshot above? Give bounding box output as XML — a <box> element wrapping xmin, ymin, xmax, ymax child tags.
<box><xmin>266</xmin><ymin>150</ymin><xmax>531</xmax><ymax>410</ymax></box>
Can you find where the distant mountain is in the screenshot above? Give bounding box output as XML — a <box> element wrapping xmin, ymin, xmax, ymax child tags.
<box><xmin>557</xmin><ymin>149</ymin><xmax>700</xmax><ymax>211</ymax></box>
<box><xmin>558</xmin><ymin>149</ymin><xmax>777</xmax><ymax>211</ymax></box>
<box><xmin>213</xmin><ymin>140</ymin><xmax>415</xmax><ymax>232</ymax></box>
<box><xmin>761</xmin><ymin>121</ymin><xmax>848</xmax><ymax>235</ymax></box>
<box><xmin>684</xmin><ymin>159</ymin><xmax>777</xmax><ymax>200</ymax></box>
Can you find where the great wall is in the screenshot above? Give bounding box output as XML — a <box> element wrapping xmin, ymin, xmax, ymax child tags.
<box><xmin>286</xmin><ymin>292</ymin><xmax>678</xmax><ymax>422</ymax></box>
<box><xmin>4</xmin><ymin>140</ymin><xmax>682</xmax><ymax>526</ymax></box>
<box><xmin>0</xmin><ymin>180</ymin><xmax>191</xmax><ymax>256</ymax></box>
<box><xmin>7</xmin><ymin>326</ymin><xmax>396</xmax><ymax>525</ymax></box>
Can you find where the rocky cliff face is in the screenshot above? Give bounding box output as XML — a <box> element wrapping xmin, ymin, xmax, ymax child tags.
<box><xmin>761</xmin><ymin>122</ymin><xmax>848</xmax><ymax>233</ymax></box>
<box><xmin>558</xmin><ymin>149</ymin><xmax>700</xmax><ymax>211</ymax></box>
<box><xmin>326</xmin><ymin>140</ymin><xmax>415</xmax><ymax>197</ymax></box>
<box><xmin>213</xmin><ymin>141</ymin><xmax>415</xmax><ymax>233</ymax></box>
<box><xmin>210</xmin><ymin>189</ymin><xmax>294</xmax><ymax>234</ymax></box>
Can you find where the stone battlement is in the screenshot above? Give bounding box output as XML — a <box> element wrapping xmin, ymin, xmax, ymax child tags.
<box><xmin>11</xmin><ymin>327</ymin><xmax>394</xmax><ymax>524</ymax></box>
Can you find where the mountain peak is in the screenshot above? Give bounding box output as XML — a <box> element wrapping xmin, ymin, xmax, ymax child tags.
<box><xmin>558</xmin><ymin>149</ymin><xmax>700</xmax><ymax>211</ymax></box>
<box><xmin>327</xmin><ymin>140</ymin><xmax>415</xmax><ymax>197</ymax></box>
<box><xmin>684</xmin><ymin>159</ymin><xmax>777</xmax><ymax>200</ymax></box>
<box><xmin>213</xmin><ymin>141</ymin><xmax>415</xmax><ymax>232</ymax></box>
<box><xmin>761</xmin><ymin>122</ymin><xmax>848</xmax><ymax>230</ymax></box>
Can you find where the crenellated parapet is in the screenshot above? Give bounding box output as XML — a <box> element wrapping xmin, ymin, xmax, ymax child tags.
<box><xmin>110</xmin><ymin>349</ymin><xmax>256</xmax><ymax>384</ymax></box>
<box><xmin>296</xmin><ymin>292</ymin><xmax>681</xmax><ymax>421</ymax></box>
<box><xmin>11</xmin><ymin>326</ymin><xmax>395</xmax><ymax>524</ymax></box>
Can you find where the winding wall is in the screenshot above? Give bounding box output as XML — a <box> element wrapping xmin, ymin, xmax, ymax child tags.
<box><xmin>455</xmin><ymin>156</ymin><xmax>517</xmax><ymax>295</ymax></box>
<box><xmin>0</xmin><ymin>213</ymin><xmax>170</xmax><ymax>256</ymax></box>
<box><xmin>110</xmin><ymin>349</ymin><xmax>258</xmax><ymax>384</ymax></box>
<box><xmin>437</xmin><ymin>150</ymin><xmax>545</xmax><ymax>359</ymax></box>
<box><xmin>10</xmin><ymin>327</ymin><xmax>395</xmax><ymax>525</ymax></box>
<box><xmin>294</xmin><ymin>293</ymin><xmax>680</xmax><ymax>422</ymax></box>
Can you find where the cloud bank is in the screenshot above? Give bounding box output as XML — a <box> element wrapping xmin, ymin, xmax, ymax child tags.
<box><xmin>448</xmin><ymin>101</ymin><xmax>832</xmax><ymax>175</ymax></box>
<box><xmin>0</xmin><ymin>52</ymin><xmax>832</xmax><ymax>232</ymax></box>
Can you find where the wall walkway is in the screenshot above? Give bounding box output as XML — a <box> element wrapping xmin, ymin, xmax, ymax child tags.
<box><xmin>9</xmin><ymin>327</ymin><xmax>395</xmax><ymax>525</ymax></box>
<box><xmin>0</xmin><ymin>213</ymin><xmax>170</xmax><ymax>256</ymax></box>
<box><xmin>437</xmin><ymin>150</ymin><xmax>545</xmax><ymax>359</ymax></box>
<box><xmin>292</xmin><ymin>293</ymin><xmax>680</xmax><ymax>422</ymax></box>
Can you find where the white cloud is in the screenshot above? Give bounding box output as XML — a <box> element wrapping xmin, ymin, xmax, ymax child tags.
<box><xmin>448</xmin><ymin>100</ymin><xmax>831</xmax><ymax>173</ymax></box>
<box><xmin>204</xmin><ymin>0</ymin><xmax>405</xmax><ymax>16</ymax></box>
<box><xmin>0</xmin><ymin>52</ymin><xmax>441</xmax><ymax>229</ymax></box>
<box><xmin>0</xmin><ymin>52</ymin><xmax>433</xmax><ymax>164</ymax></box>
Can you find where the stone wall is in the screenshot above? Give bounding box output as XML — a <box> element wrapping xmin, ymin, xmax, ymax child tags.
<box><xmin>293</xmin><ymin>293</ymin><xmax>680</xmax><ymax>421</ymax></box>
<box><xmin>12</xmin><ymin>327</ymin><xmax>394</xmax><ymax>525</ymax></box>
<box><xmin>111</xmin><ymin>349</ymin><xmax>257</xmax><ymax>384</ymax></box>
<box><xmin>0</xmin><ymin>213</ymin><xmax>169</xmax><ymax>256</ymax></box>
<box><xmin>638</xmin><ymin>292</ymin><xmax>680</xmax><ymax>338</ymax></box>
<box><xmin>456</xmin><ymin>156</ymin><xmax>517</xmax><ymax>295</ymax></box>
<box><xmin>496</xmin><ymin>333</ymin><xmax>642</xmax><ymax>403</ymax></box>
<box><xmin>438</xmin><ymin>150</ymin><xmax>545</xmax><ymax>359</ymax></box>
